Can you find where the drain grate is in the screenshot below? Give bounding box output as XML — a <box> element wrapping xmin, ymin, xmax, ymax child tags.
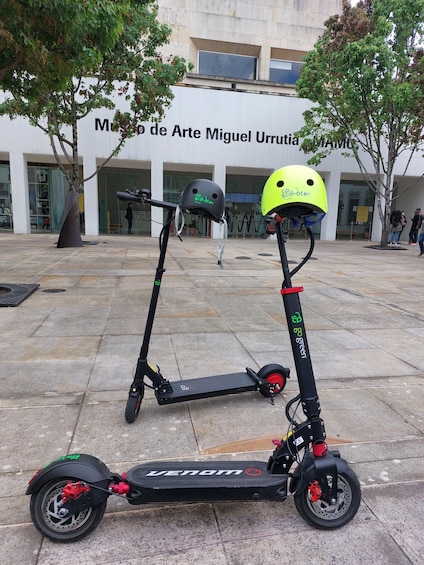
<box><xmin>0</xmin><ymin>283</ymin><xmax>40</xmax><ymax>307</ymax></box>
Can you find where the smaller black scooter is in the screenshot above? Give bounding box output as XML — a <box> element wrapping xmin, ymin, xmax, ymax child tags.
<box><xmin>26</xmin><ymin>216</ymin><xmax>361</xmax><ymax>543</ymax></box>
<box><xmin>115</xmin><ymin>187</ymin><xmax>289</xmax><ymax>423</ymax></box>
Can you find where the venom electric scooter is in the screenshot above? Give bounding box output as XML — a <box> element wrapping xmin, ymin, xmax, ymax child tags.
<box><xmin>26</xmin><ymin>166</ymin><xmax>362</xmax><ymax>542</ymax></box>
<box><xmin>116</xmin><ymin>179</ymin><xmax>289</xmax><ymax>423</ymax></box>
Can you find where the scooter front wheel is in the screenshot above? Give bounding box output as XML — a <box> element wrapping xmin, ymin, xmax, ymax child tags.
<box><xmin>30</xmin><ymin>478</ymin><xmax>107</xmax><ymax>542</ymax></box>
<box><xmin>125</xmin><ymin>384</ymin><xmax>144</xmax><ymax>423</ymax></box>
<box><xmin>294</xmin><ymin>466</ymin><xmax>361</xmax><ymax>529</ymax></box>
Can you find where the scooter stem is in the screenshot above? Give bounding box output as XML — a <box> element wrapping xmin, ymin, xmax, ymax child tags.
<box><xmin>139</xmin><ymin>206</ymin><xmax>174</xmax><ymax>360</ymax></box>
<box><xmin>275</xmin><ymin>221</ymin><xmax>324</xmax><ymax>439</ymax></box>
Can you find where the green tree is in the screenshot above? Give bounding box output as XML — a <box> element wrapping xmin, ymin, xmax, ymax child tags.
<box><xmin>295</xmin><ymin>0</ymin><xmax>424</xmax><ymax>246</ymax></box>
<box><xmin>0</xmin><ymin>0</ymin><xmax>188</xmax><ymax>246</ymax></box>
<box><xmin>0</xmin><ymin>0</ymin><xmax>129</xmax><ymax>94</ymax></box>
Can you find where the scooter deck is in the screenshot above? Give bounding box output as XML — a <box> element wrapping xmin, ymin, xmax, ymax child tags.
<box><xmin>156</xmin><ymin>371</ymin><xmax>259</xmax><ymax>404</ymax></box>
<box><xmin>125</xmin><ymin>460</ymin><xmax>287</xmax><ymax>503</ymax></box>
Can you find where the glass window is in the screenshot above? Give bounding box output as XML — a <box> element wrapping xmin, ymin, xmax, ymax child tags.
<box><xmin>28</xmin><ymin>165</ymin><xmax>68</xmax><ymax>232</ymax></box>
<box><xmin>337</xmin><ymin>181</ymin><xmax>374</xmax><ymax>240</ymax></box>
<box><xmin>98</xmin><ymin>167</ymin><xmax>151</xmax><ymax>235</ymax></box>
<box><xmin>0</xmin><ymin>164</ymin><xmax>12</xmax><ymax>230</ymax></box>
<box><xmin>225</xmin><ymin>174</ymin><xmax>267</xmax><ymax>238</ymax></box>
<box><xmin>199</xmin><ymin>51</ymin><xmax>257</xmax><ymax>80</ymax></box>
<box><xmin>269</xmin><ymin>59</ymin><xmax>303</xmax><ymax>85</ymax></box>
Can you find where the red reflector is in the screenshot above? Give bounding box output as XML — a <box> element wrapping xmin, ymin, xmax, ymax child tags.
<box><xmin>280</xmin><ymin>286</ymin><xmax>304</xmax><ymax>295</ymax></box>
<box><xmin>28</xmin><ymin>469</ymin><xmax>41</xmax><ymax>485</ymax></box>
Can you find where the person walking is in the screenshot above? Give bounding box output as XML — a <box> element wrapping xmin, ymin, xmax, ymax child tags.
<box><xmin>388</xmin><ymin>210</ymin><xmax>403</xmax><ymax>245</ymax></box>
<box><xmin>408</xmin><ymin>208</ymin><xmax>421</xmax><ymax>245</ymax></box>
<box><xmin>125</xmin><ymin>203</ymin><xmax>133</xmax><ymax>234</ymax></box>
<box><xmin>418</xmin><ymin>212</ymin><xmax>424</xmax><ymax>256</ymax></box>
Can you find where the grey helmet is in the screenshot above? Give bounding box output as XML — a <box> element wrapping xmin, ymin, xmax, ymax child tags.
<box><xmin>179</xmin><ymin>179</ymin><xmax>224</xmax><ymax>222</ymax></box>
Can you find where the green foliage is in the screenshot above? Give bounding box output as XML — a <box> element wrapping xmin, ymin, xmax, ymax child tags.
<box><xmin>0</xmin><ymin>0</ymin><xmax>188</xmax><ymax>191</ymax></box>
<box><xmin>295</xmin><ymin>0</ymin><xmax>424</xmax><ymax>244</ymax></box>
<box><xmin>0</xmin><ymin>0</ymin><xmax>130</xmax><ymax>92</ymax></box>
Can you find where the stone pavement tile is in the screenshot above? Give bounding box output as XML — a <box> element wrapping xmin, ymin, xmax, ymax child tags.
<box><xmin>87</xmin><ymin>334</ymin><xmax>179</xmax><ymax>391</ymax></box>
<box><xmin>0</xmin><ymin>358</ymin><xmax>93</xmax><ymax>396</ymax></box>
<box><xmin>0</xmin><ymin>335</ymin><xmax>99</xmax><ymax>396</ymax></box>
<box><xmin>0</xmin><ymin>524</ymin><xmax>42</xmax><ymax>565</ymax></box>
<box><xmin>69</xmin><ymin>399</ymin><xmax>198</xmax><ymax>465</ymax></box>
<box><xmin>0</xmin><ymin>306</ymin><xmax>55</xmax><ymax>337</ymax></box>
<box><xmin>34</xmin><ymin>504</ymin><xmax>225</xmax><ymax>565</ymax></box>
<box><xmin>320</xmin><ymin>395</ymin><xmax>421</xmax><ymax>444</ymax></box>
<box><xmin>352</xmin><ymin>328</ymin><xmax>424</xmax><ymax>373</ymax></box>
<box><xmin>307</xmin><ymin>348</ymin><xmax>419</xmax><ymax>380</ymax></box>
<box><xmin>222</xmin><ymin>521</ymin><xmax>414</xmax><ymax>565</ymax></box>
<box><xmin>371</xmin><ymin>384</ymin><xmax>424</xmax><ymax>434</ymax></box>
<box><xmin>0</xmin><ymin>404</ymin><xmax>80</xmax><ymax>473</ymax></box>
<box><xmin>33</xmin><ymin>305</ymin><xmax>110</xmax><ymax>337</ymax></box>
<box><xmin>170</xmin><ymin>331</ymin><xmax>260</xmax><ymax>377</ymax></box>
<box><xmin>363</xmin><ymin>482</ymin><xmax>424</xmax><ymax>564</ymax></box>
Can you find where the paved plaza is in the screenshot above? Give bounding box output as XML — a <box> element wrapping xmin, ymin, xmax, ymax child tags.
<box><xmin>1</xmin><ymin>232</ymin><xmax>424</xmax><ymax>564</ymax></box>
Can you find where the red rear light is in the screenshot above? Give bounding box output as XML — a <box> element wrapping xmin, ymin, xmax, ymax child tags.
<box><xmin>28</xmin><ymin>469</ymin><xmax>41</xmax><ymax>486</ymax></box>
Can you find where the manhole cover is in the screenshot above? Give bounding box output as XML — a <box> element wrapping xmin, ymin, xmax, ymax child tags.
<box><xmin>258</xmin><ymin>253</ymin><xmax>273</xmax><ymax>256</ymax></box>
<box><xmin>235</xmin><ymin>256</ymin><xmax>251</xmax><ymax>260</ymax></box>
<box><xmin>0</xmin><ymin>283</ymin><xmax>39</xmax><ymax>307</ymax></box>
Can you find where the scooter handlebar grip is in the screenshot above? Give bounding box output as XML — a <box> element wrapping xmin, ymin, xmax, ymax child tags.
<box><xmin>116</xmin><ymin>189</ymin><xmax>151</xmax><ymax>202</ymax></box>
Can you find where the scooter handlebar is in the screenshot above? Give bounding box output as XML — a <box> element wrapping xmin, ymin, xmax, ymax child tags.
<box><xmin>117</xmin><ymin>189</ymin><xmax>151</xmax><ymax>203</ymax></box>
<box><xmin>117</xmin><ymin>190</ymin><xmax>177</xmax><ymax>211</ymax></box>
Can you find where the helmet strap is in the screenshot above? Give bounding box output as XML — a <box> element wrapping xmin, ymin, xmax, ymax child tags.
<box><xmin>217</xmin><ymin>216</ymin><xmax>228</xmax><ymax>267</ymax></box>
<box><xmin>174</xmin><ymin>205</ymin><xmax>185</xmax><ymax>237</ymax></box>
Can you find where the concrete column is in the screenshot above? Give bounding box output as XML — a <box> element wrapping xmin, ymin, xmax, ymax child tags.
<box><xmin>151</xmin><ymin>159</ymin><xmax>163</xmax><ymax>237</ymax></box>
<box><xmin>83</xmin><ymin>155</ymin><xmax>99</xmax><ymax>236</ymax></box>
<box><xmin>319</xmin><ymin>170</ymin><xmax>340</xmax><ymax>241</ymax></box>
<box><xmin>9</xmin><ymin>152</ymin><xmax>30</xmax><ymax>234</ymax></box>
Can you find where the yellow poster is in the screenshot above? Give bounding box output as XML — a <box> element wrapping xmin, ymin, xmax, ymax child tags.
<box><xmin>356</xmin><ymin>206</ymin><xmax>368</xmax><ymax>223</ymax></box>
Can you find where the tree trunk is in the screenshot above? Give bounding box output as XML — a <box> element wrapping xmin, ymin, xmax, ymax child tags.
<box><xmin>57</xmin><ymin>189</ymin><xmax>83</xmax><ymax>248</ymax></box>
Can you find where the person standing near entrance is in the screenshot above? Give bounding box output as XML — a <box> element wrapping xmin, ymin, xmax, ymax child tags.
<box><xmin>388</xmin><ymin>210</ymin><xmax>403</xmax><ymax>245</ymax></box>
<box><xmin>125</xmin><ymin>203</ymin><xmax>133</xmax><ymax>234</ymax></box>
<box><xmin>409</xmin><ymin>208</ymin><xmax>421</xmax><ymax>245</ymax></box>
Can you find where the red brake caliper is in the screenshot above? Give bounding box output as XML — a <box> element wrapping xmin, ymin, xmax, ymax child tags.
<box><xmin>308</xmin><ymin>480</ymin><xmax>322</xmax><ymax>502</ymax></box>
<box><xmin>61</xmin><ymin>481</ymin><xmax>90</xmax><ymax>503</ymax></box>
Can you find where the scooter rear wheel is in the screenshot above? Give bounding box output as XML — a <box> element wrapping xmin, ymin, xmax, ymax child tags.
<box><xmin>125</xmin><ymin>384</ymin><xmax>144</xmax><ymax>423</ymax></box>
<box><xmin>294</xmin><ymin>466</ymin><xmax>361</xmax><ymax>529</ymax></box>
<box><xmin>30</xmin><ymin>478</ymin><xmax>107</xmax><ymax>542</ymax></box>
<box><xmin>257</xmin><ymin>363</ymin><xmax>288</xmax><ymax>397</ymax></box>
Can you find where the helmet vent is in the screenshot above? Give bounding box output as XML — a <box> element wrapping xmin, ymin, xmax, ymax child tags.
<box><xmin>192</xmin><ymin>188</ymin><xmax>198</xmax><ymax>194</ymax></box>
<box><xmin>277</xmin><ymin>180</ymin><xmax>284</xmax><ymax>187</ymax></box>
<box><xmin>212</xmin><ymin>193</ymin><xmax>217</xmax><ymax>199</ymax></box>
<box><xmin>307</xmin><ymin>179</ymin><xmax>314</xmax><ymax>186</ymax></box>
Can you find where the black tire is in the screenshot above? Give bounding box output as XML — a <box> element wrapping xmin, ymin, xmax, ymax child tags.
<box><xmin>30</xmin><ymin>478</ymin><xmax>106</xmax><ymax>542</ymax></box>
<box><xmin>294</xmin><ymin>466</ymin><xmax>361</xmax><ymax>529</ymax></box>
<box><xmin>125</xmin><ymin>385</ymin><xmax>144</xmax><ymax>423</ymax></box>
<box><xmin>257</xmin><ymin>363</ymin><xmax>288</xmax><ymax>397</ymax></box>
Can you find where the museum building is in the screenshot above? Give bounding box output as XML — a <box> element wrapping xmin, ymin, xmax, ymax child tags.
<box><xmin>1</xmin><ymin>0</ymin><xmax>423</xmax><ymax>241</ymax></box>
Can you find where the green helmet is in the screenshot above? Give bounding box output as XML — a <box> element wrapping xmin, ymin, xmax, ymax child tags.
<box><xmin>261</xmin><ymin>165</ymin><xmax>328</xmax><ymax>218</ymax></box>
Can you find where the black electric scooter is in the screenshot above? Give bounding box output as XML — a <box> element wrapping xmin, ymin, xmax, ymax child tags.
<box><xmin>115</xmin><ymin>188</ymin><xmax>289</xmax><ymax>423</ymax></box>
<box><xmin>26</xmin><ymin>217</ymin><xmax>362</xmax><ymax>542</ymax></box>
